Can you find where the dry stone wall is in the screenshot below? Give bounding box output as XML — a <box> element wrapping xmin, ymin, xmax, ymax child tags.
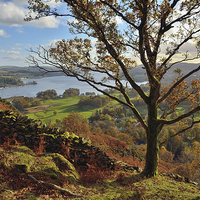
<box><xmin>0</xmin><ymin>110</ymin><xmax>141</xmax><ymax>173</ymax></box>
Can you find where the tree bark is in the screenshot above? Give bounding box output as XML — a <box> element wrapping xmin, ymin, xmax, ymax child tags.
<box><xmin>142</xmin><ymin>130</ymin><xmax>159</xmax><ymax>177</ymax></box>
<box><xmin>142</xmin><ymin>102</ymin><xmax>160</xmax><ymax>177</ymax></box>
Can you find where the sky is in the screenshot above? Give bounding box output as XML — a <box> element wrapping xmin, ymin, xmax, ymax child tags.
<box><xmin>0</xmin><ymin>0</ymin><xmax>73</xmax><ymax>67</ymax></box>
<box><xmin>0</xmin><ymin>0</ymin><xmax>200</xmax><ymax>67</ymax></box>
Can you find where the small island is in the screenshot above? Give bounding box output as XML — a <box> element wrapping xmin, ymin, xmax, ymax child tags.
<box><xmin>25</xmin><ymin>80</ymin><xmax>38</xmax><ymax>85</ymax></box>
<box><xmin>0</xmin><ymin>77</ymin><xmax>37</xmax><ymax>88</ymax></box>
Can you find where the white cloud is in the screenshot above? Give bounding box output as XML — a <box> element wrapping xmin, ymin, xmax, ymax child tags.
<box><xmin>16</xmin><ymin>28</ymin><xmax>24</xmax><ymax>33</ymax></box>
<box><xmin>37</xmin><ymin>39</ymin><xmax>62</xmax><ymax>50</ymax></box>
<box><xmin>47</xmin><ymin>39</ymin><xmax>61</xmax><ymax>46</ymax></box>
<box><xmin>0</xmin><ymin>1</ymin><xmax>61</xmax><ymax>28</ymax></box>
<box><xmin>0</xmin><ymin>2</ymin><xmax>26</xmax><ymax>27</ymax></box>
<box><xmin>0</xmin><ymin>46</ymin><xmax>26</xmax><ymax>66</ymax></box>
<box><xmin>16</xmin><ymin>43</ymin><xmax>23</xmax><ymax>46</ymax></box>
<box><xmin>0</xmin><ymin>48</ymin><xmax>21</xmax><ymax>54</ymax></box>
<box><xmin>6</xmin><ymin>50</ymin><xmax>21</xmax><ymax>54</ymax></box>
<box><xmin>46</xmin><ymin>0</ymin><xmax>62</xmax><ymax>7</ymax></box>
<box><xmin>115</xmin><ymin>16</ymin><xmax>123</xmax><ymax>25</ymax></box>
<box><xmin>12</xmin><ymin>47</ymin><xmax>21</xmax><ymax>50</ymax></box>
<box><xmin>2</xmin><ymin>55</ymin><xmax>26</xmax><ymax>63</ymax></box>
<box><xmin>29</xmin><ymin>16</ymin><xmax>60</xmax><ymax>28</ymax></box>
<box><xmin>0</xmin><ymin>29</ymin><xmax>10</xmax><ymax>37</ymax></box>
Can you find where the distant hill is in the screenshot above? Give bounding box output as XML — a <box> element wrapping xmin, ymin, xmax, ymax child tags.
<box><xmin>0</xmin><ymin>66</ymin><xmax>63</xmax><ymax>78</ymax></box>
<box><xmin>1</xmin><ymin>63</ymin><xmax>200</xmax><ymax>83</ymax></box>
<box><xmin>129</xmin><ymin>63</ymin><xmax>200</xmax><ymax>83</ymax></box>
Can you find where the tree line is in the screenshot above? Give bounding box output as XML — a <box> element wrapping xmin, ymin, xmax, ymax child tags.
<box><xmin>12</xmin><ymin>88</ymin><xmax>102</xmax><ymax>111</ymax></box>
<box><xmin>0</xmin><ymin>77</ymin><xmax>24</xmax><ymax>87</ymax></box>
<box><xmin>36</xmin><ymin>88</ymin><xmax>96</xmax><ymax>100</ymax></box>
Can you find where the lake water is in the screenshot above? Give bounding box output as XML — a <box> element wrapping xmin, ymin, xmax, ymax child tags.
<box><xmin>0</xmin><ymin>76</ymin><xmax>147</xmax><ymax>99</ymax></box>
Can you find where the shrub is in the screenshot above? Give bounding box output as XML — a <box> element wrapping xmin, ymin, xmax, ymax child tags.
<box><xmin>63</xmin><ymin>111</ymin><xmax>90</xmax><ymax>134</ymax></box>
<box><xmin>160</xmin><ymin>147</ymin><xmax>174</xmax><ymax>163</ymax></box>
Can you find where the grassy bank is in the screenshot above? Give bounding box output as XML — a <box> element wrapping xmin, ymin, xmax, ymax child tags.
<box><xmin>1</xmin><ymin>144</ymin><xmax>200</xmax><ymax>200</ymax></box>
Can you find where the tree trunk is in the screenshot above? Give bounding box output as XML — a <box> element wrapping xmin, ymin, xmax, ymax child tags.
<box><xmin>142</xmin><ymin>102</ymin><xmax>160</xmax><ymax>177</ymax></box>
<box><xmin>142</xmin><ymin>129</ymin><xmax>159</xmax><ymax>177</ymax></box>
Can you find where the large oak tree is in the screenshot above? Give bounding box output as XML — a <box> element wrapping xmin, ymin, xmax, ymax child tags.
<box><xmin>26</xmin><ymin>0</ymin><xmax>200</xmax><ymax>177</ymax></box>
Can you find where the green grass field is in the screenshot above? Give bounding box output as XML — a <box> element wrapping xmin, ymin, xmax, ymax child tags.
<box><xmin>25</xmin><ymin>93</ymin><xmax>199</xmax><ymax>125</ymax></box>
<box><xmin>26</xmin><ymin>96</ymin><xmax>105</xmax><ymax>124</ymax></box>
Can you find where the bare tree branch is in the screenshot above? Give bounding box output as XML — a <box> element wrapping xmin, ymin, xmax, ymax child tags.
<box><xmin>159</xmin><ymin>65</ymin><xmax>200</xmax><ymax>103</ymax></box>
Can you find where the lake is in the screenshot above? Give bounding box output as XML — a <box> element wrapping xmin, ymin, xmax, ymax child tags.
<box><xmin>0</xmin><ymin>76</ymin><xmax>147</xmax><ymax>99</ymax></box>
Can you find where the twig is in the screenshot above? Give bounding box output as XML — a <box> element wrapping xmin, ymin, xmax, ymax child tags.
<box><xmin>27</xmin><ymin>174</ymin><xmax>83</xmax><ymax>198</ymax></box>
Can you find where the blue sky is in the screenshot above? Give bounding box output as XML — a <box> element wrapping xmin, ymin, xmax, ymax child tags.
<box><xmin>0</xmin><ymin>0</ymin><xmax>199</xmax><ymax>67</ymax></box>
<box><xmin>0</xmin><ymin>0</ymin><xmax>73</xmax><ymax>67</ymax></box>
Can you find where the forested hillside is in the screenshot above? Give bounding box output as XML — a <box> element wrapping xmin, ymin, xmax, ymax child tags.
<box><xmin>10</xmin><ymin>87</ymin><xmax>200</xmax><ymax>186</ymax></box>
<box><xmin>1</xmin><ymin>98</ymin><xmax>200</xmax><ymax>199</ymax></box>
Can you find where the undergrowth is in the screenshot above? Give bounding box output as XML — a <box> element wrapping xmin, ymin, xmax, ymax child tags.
<box><xmin>1</xmin><ymin>109</ymin><xmax>200</xmax><ymax>199</ymax></box>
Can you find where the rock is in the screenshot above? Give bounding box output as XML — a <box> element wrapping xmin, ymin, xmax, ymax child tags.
<box><xmin>2</xmin><ymin>145</ymin><xmax>80</xmax><ymax>185</ymax></box>
<box><xmin>168</xmin><ymin>173</ymin><xmax>198</xmax><ymax>186</ymax></box>
<box><xmin>191</xmin><ymin>181</ymin><xmax>198</xmax><ymax>186</ymax></box>
<box><xmin>0</xmin><ymin>110</ymin><xmax>143</xmax><ymax>175</ymax></box>
<box><xmin>133</xmin><ymin>166</ymin><xmax>143</xmax><ymax>173</ymax></box>
<box><xmin>51</xmin><ymin>153</ymin><xmax>75</xmax><ymax>171</ymax></box>
<box><xmin>115</xmin><ymin>161</ymin><xmax>142</xmax><ymax>172</ymax></box>
<box><xmin>11</xmin><ymin>145</ymin><xmax>35</xmax><ymax>156</ymax></box>
<box><xmin>168</xmin><ymin>173</ymin><xmax>176</xmax><ymax>179</ymax></box>
<box><xmin>36</xmin><ymin>167</ymin><xmax>79</xmax><ymax>184</ymax></box>
<box><xmin>175</xmin><ymin>174</ymin><xmax>183</xmax><ymax>181</ymax></box>
<box><xmin>50</xmin><ymin>153</ymin><xmax>80</xmax><ymax>183</ymax></box>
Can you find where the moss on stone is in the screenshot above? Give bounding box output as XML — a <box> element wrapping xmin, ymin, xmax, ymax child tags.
<box><xmin>11</xmin><ymin>145</ymin><xmax>35</xmax><ymax>156</ymax></box>
<box><xmin>1</xmin><ymin>145</ymin><xmax>80</xmax><ymax>184</ymax></box>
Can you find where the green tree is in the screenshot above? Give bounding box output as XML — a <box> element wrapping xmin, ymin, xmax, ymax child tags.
<box><xmin>12</xmin><ymin>98</ymin><xmax>31</xmax><ymax>111</ymax></box>
<box><xmin>27</xmin><ymin>0</ymin><xmax>200</xmax><ymax>177</ymax></box>
<box><xmin>36</xmin><ymin>89</ymin><xmax>57</xmax><ymax>99</ymax></box>
<box><xmin>53</xmin><ymin>111</ymin><xmax>58</xmax><ymax>116</ymax></box>
<box><xmin>63</xmin><ymin>88</ymin><xmax>80</xmax><ymax>98</ymax></box>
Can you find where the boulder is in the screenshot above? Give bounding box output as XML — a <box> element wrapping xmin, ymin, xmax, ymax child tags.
<box><xmin>50</xmin><ymin>153</ymin><xmax>80</xmax><ymax>183</ymax></box>
<box><xmin>0</xmin><ymin>145</ymin><xmax>80</xmax><ymax>184</ymax></box>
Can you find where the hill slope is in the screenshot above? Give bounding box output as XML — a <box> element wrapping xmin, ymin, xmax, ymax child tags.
<box><xmin>1</xmin><ymin>144</ymin><xmax>200</xmax><ymax>199</ymax></box>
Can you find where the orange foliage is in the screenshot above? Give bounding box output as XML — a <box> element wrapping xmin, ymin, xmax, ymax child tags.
<box><xmin>80</xmin><ymin>165</ymin><xmax>112</xmax><ymax>184</ymax></box>
<box><xmin>3</xmin><ymin>133</ymin><xmax>20</xmax><ymax>146</ymax></box>
<box><xmin>160</xmin><ymin>146</ymin><xmax>174</xmax><ymax>163</ymax></box>
<box><xmin>158</xmin><ymin>159</ymin><xmax>176</xmax><ymax>174</ymax></box>
<box><xmin>80</xmin><ymin>131</ymin><xmax>129</xmax><ymax>150</ymax></box>
<box><xmin>63</xmin><ymin>111</ymin><xmax>90</xmax><ymax>134</ymax></box>
<box><xmin>33</xmin><ymin>135</ymin><xmax>46</xmax><ymax>156</ymax></box>
<box><xmin>0</xmin><ymin>102</ymin><xmax>14</xmax><ymax>111</ymax></box>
